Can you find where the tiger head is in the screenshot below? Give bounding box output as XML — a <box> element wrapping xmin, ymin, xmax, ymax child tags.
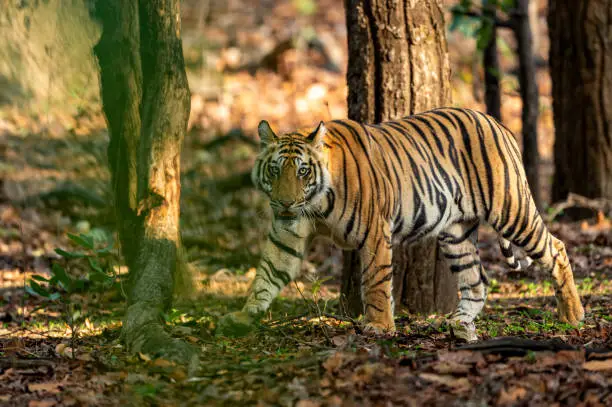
<box><xmin>252</xmin><ymin>120</ymin><xmax>330</xmax><ymax>221</ymax></box>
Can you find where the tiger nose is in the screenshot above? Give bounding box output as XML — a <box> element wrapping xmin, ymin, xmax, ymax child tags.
<box><xmin>279</xmin><ymin>200</ymin><xmax>293</xmax><ymax>208</ymax></box>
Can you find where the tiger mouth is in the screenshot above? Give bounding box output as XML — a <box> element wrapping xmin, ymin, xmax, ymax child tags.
<box><xmin>277</xmin><ymin>211</ymin><xmax>298</xmax><ymax>220</ymax></box>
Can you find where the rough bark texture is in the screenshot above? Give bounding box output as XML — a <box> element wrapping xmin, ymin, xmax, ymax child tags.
<box><xmin>549</xmin><ymin>0</ymin><xmax>612</xmax><ymax>203</ymax></box>
<box><xmin>515</xmin><ymin>0</ymin><xmax>541</xmax><ymax>209</ymax></box>
<box><xmin>342</xmin><ymin>0</ymin><xmax>457</xmax><ymax>317</ymax></box>
<box><xmin>93</xmin><ymin>0</ymin><xmax>196</xmax><ymax>367</ymax></box>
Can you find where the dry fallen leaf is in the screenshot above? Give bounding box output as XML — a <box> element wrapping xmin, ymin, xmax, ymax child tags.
<box><xmin>28</xmin><ymin>381</ymin><xmax>62</xmax><ymax>393</ymax></box>
<box><xmin>432</xmin><ymin>361</ymin><xmax>471</xmax><ymax>375</ymax></box>
<box><xmin>138</xmin><ymin>352</ymin><xmax>152</xmax><ymax>362</ymax></box>
<box><xmin>497</xmin><ymin>386</ymin><xmax>528</xmax><ymax>406</ymax></box>
<box><xmin>418</xmin><ymin>373</ymin><xmax>471</xmax><ymax>390</ymax></box>
<box><xmin>582</xmin><ymin>359</ymin><xmax>612</xmax><ymax>371</ymax></box>
<box><xmin>28</xmin><ymin>400</ymin><xmax>56</xmax><ymax>407</ymax></box>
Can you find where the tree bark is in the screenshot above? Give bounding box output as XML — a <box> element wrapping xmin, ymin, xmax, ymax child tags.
<box><xmin>342</xmin><ymin>0</ymin><xmax>457</xmax><ymax>317</ymax></box>
<box><xmin>483</xmin><ymin>3</ymin><xmax>501</xmax><ymax>121</ymax></box>
<box><xmin>93</xmin><ymin>0</ymin><xmax>196</xmax><ymax>367</ymax></box>
<box><xmin>515</xmin><ymin>0</ymin><xmax>541</xmax><ymax>209</ymax></box>
<box><xmin>549</xmin><ymin>0</ymin><xmax>612</xmax><ymax>204</ymax></box>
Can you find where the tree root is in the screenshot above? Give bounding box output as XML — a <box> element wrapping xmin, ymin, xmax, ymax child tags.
<box><xmin>122</xmin><ymin>302</ymin><xmax>199</xmax><ymax>374</ymax></box>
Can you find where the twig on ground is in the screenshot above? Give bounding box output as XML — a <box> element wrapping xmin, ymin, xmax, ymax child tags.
<box><xmin>265</xmin><ymin>312</ymin><xmax>309</xmax><ymax>327</ymax></box>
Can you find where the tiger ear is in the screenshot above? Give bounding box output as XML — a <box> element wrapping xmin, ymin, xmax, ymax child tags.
<box><xmin>258</xmin><ymin>120</ymin><xmax>277</xmax><ymax>147</ymax></box>
<box><xmin>306</xmin><ymin>121</ymin><xmax>327</xmax><ymax>147</ymax></box>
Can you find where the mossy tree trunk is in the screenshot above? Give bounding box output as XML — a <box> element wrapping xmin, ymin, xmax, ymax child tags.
<box><xmin>342</xmin><ymin>0</ymin><xmax>458</xmax><ymax>317</ymax></box>
<box><xmin>92</xmin><ymin>0</ymin><xmax>196</xmax><ymax>365</ymax></box>
<box><xmin>549</xmin><ymin>0</ymin><xmax>612</xmax><ymax>204</ymax></box>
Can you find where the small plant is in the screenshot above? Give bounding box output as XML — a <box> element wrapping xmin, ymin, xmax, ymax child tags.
<box><xmin>26</xmin><ymin>232</ymin><xmax>118</xmax><ymax>356</ymax></box>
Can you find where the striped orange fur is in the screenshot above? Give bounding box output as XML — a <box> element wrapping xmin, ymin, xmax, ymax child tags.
<box><xmin>235</xmin><ymin>107</ymin><xmax>584</xmax><ymax>339</ymax></box>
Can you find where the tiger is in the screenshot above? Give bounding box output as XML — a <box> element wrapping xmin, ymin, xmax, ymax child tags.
<box><xmin>218</xmin><ymin>107</ymin><xmax>584</xmax><ymax>340</ymax></box>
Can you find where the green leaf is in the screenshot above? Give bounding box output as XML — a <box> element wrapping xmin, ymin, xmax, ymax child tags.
<box><xmin>27</xmin><ymin>280</ymin><xmax>50</xmax><ymax>298</ymax></box>
<box><xmin>31</xmin><ymin>275</ymin><xmax>50</xmax><ymax>282</ymax></box>
<box><xmin>87</xmin><ymin>258</ymin><xmax>107</xmax><ymax>276</ymax></box>
<box><xmin>55</xmin><ymin>248</ymin><xmax>85</xmax><ymax>259</ymax></box>
<box><xmin>476</xmin><ymin>21</ymin><xmax>494</xmax><ymax>50</ymax></box>
<box><xmin>311</xmin><ymin>276</ymin><xmax>332</xmax><ymax>296</ymax></box>
<box><xmin>67</xmin><ymin>233</ymin><xmax>94</xmax><ymax>250</ymax></box>
<box><xmin>500</xmin><ymin>0</ymin><xmax>516</xmax><ymax>12</ymax></box>
<box><xmin>95</xmin><ymin>246</ymin><xmax>113</xmax><ymax>257</ymax></box>
<box><xmin>51</xmin><ymin>263</ymin><xmax>73</xmax><ymax>291</ymax></box>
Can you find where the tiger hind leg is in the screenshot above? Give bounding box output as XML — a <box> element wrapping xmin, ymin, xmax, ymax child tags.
<box><xmin>494</xmin><ymin>191</ymin><xmax>584</xmax><ymax>325</ymax></box>
<box><xmin>439</xmin><ymin>221</ymin><xmax>488</xmax><ymax>342</ymax></box>
<box><xmin>507</xmin><ymin>222</ymin><xmax>584</xmax><ymax>324</ymax></box>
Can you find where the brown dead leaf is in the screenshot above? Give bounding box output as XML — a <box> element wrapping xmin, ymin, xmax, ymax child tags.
<box><xmin>418</xmin><ymin>373</ymin><xmax>471</xmax><ymax>390</ymax></box>
<box><xmin>331</xmin><ymin>335</ymin><xmax>347</xmax><ymax>348</ymax></box>
<box><xmin>295</xmin><ymin>400</ymin><xmax>321</xmax><ymax>407</ymax></box>
<box><xmin>438</xmin><ymin>350</ymin><xmax>486</xmax><ymax>367</ymax></box>
<box><xmin>582</xmin><ymin>359</ymin><xmax>612</xmax><ymax>371</ymax></box>
<box><xmin>497</xmin><ymin>387</ymin><xmax>528</xmax><ymax>406</ymax></box>
<box><xmin>28</xmin><ymin>400</ymin><xmax>56</xmax><ymax>407</ymax></box>
<box><xmin>323</xmin><ymin>351</ymin><xmax>351</xmax><ymax>374</ymax></box>
<box><xmin>153</xmin><ymin>358</ymin><xmax>175</xmax><ymax>368</ymax></box>
<box><xmin>28</xmin><ymin>381</ymin><xmax>62</xmax><ymax>393</ymax></box>
<box><xmin>555</xmin><ymin>350</ymin><xmax>585</xmax><ymax>363</ymax></box>
<box><xmin>432</xmin><ymin>361</ymin><xmax>471</xmax><ymax>375</ymax></box>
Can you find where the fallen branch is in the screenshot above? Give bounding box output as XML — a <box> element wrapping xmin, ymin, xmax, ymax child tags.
<box><xmin>458</xmin><ymin>336</ymin><xmax>612</xmax><ymax>359</ymax></box>
<box><xmin>546</xmin><ymin>193</ymin><xmax>612</xmax><ymax>222</ymax></box>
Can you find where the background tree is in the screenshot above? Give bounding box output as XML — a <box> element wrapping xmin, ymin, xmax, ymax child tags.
<box><xmin>93</xmin><ymin>0</ymin><xmax>196</xmax><ymax>365</ymax></box>
<box><xmin>549</xmin><ymin>0</ymin><xmax>612</xmax><ymax>204</ymax></box>
<box><xmin>342</xmin><ymin>0</ymin><xmax>457</xmax><ymax>316</ymax></box>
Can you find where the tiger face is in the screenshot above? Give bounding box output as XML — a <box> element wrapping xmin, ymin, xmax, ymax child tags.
<box><xmin>252</xmin><ymin>121</ymin><xmax>329</xmax><ymax>222</ymax></box>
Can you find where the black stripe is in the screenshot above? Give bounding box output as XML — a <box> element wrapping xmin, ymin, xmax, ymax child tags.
<box><xmin>450</xmin><ymin>260</ymin><xmax>481</xmax><ymax>273</ymax></box>
<box><xmin>443</xmin><ymin>251</ymin><xmax>472</xmax><ymax>260</ymax></box>
<box><xmin>500</xmin><ymin>243</ymin><xmax>513</xmax><ymax>258</ymax></box>
<box><xmin>268</xmin><ymin>233</ymin><xmax>303</xmax><ymax>259</ymax></box>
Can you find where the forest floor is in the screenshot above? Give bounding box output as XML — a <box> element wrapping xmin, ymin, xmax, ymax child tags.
<box><xmin>1</xmin><ymin>0</ymin><xmax>612</xmax><ymax>406</ymax></box>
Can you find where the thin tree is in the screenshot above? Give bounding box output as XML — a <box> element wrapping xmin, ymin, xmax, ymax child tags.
<box><xmin>92</xmin><ymin>0</ymin><xmax>196</xmax><ymax>365</ymax></box>
<box><xmin>549</xmin><ymin>0</ymin><xmax>612</xmax><ymax>204</ymax></box>
<box><xmin>342</xmin><ymin>0</ymin><xmax>457</xmax><ymax>316</ymax></box>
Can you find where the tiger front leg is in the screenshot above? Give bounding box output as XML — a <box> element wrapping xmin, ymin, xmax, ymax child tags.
<box><xmin>217</xmin><ymin>219</ymin><xmax>310</xmax><ymax>336</ymax></box>
<box><xmin>440</xmin><ymin>222</ymin><xmax>487</xmax><ymax>342</ymax></box>
<box><xmin>360</xmin><ymin>224</ymin><xmax>395</xmax><ymax>334</ymax></box>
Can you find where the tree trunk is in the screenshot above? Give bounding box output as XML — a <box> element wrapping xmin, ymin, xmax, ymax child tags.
<box><xmin>549</xmin><ymin>0</ymin><xmax>612</xmax><ymax>204</ymax></box>
<box><xmin>515</xmin><ymin>0</ymin><xmax>541</xmax><ymax>209</ymax></box>
<box><xmin>483</xmin><ymin>3</ymin><xmax>501</xmax><ymax>121</ymax></box>
<box><xmin>92</xmin><ymin>0</ymin><xmax>196</xmax><ymax>367</ymax></box>
<box><xmin>342</xmin><ymin>0</ymin><xmax>457</xmax><ymax>317</ymax></box>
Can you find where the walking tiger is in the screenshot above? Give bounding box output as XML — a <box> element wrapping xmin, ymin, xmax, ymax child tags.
<box><xmin>218</xmin><ymin>108</ymin><xmax>584</xmax><ymax>340</ymax></box>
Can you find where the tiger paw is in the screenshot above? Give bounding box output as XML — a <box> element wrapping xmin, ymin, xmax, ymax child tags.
<box><xmin>363</xmin><ymin>321</ymin><xmax>396</xmax><ymax>335</ymax></box>
<box><xmin>557</xmin><ymin>291</ymin><xmax>585</xmax><ymax>326</ymax></box>
<box><xmin>216</xmin><ymin>311</ymin><xmax>256</xmax><ymax>337</ymax></box>
<box><xmin>449</xmin><ymin>320</ymin><xmax>478</xmax><ymax>342</ymax></box>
